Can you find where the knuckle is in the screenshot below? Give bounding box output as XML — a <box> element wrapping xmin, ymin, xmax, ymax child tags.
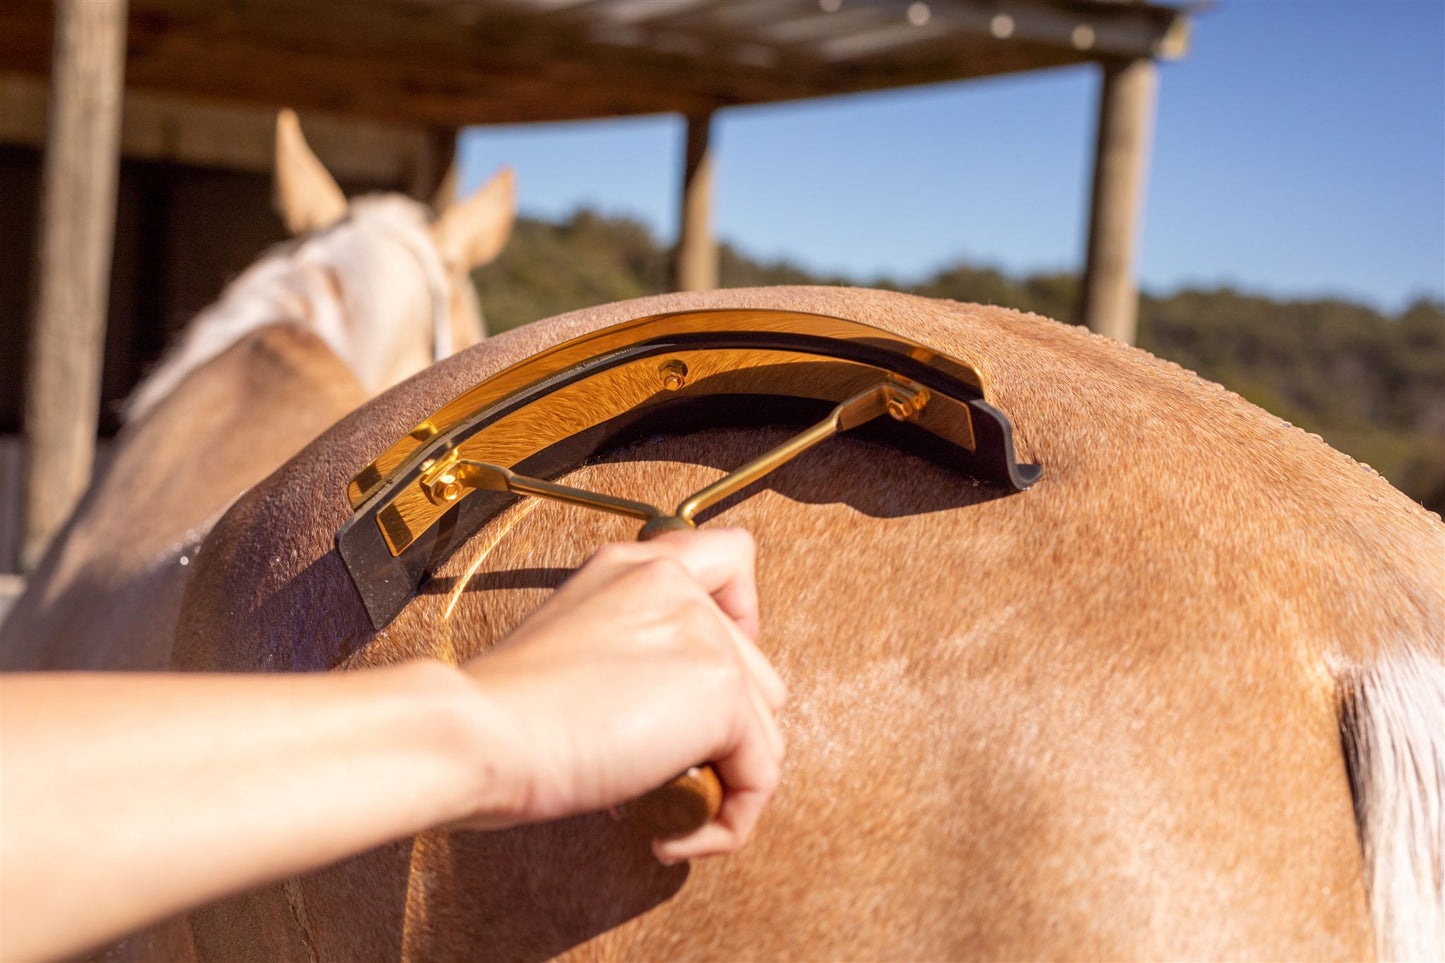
<box><xmin>731</xmin><ymin>527</ymin><xmax>759</xmax><ymax>560</ymax></box>
<box><xmin>709</xmin><ymin>526</ymin><xmax>756</xmax><ymax>560</ymax></box>
<box><xmin>590</xmin><ymin>541</ymin><xmax>643</xmax><ymax>566</ymax></box>
<box><xmin>754</xmin><ymin>761</ymin><xmax>782</xmax><ymax>796</ymax></box>
<box><xmin>698</xmin><ymin>645</ymin><xmax>745</xmax><ymax>685</ymax></box>
<box><xmin>630</xmin><ymin>555</ymin><xmax>691</xmax><ymax>589</ymax></box>
<box><xmin>687</xmin><ymin>649</ymin><xmax>745</xmax><ymax>702</ymax></box>
<box><xmin>598</xmin><ymin>552</ymin><xmax>693</xmax><ymax>601</ymax></box>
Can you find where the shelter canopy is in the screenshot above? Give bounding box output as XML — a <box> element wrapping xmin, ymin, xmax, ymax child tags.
<box><xmin>0</xmin><ymin>0</ymin><xmax>1190</xmax><ymax>572</ymax></box>
<box><xmin>0</xmin><ymin>0</ymin><xmax>1188</xmax><ymax>127</ymax></box>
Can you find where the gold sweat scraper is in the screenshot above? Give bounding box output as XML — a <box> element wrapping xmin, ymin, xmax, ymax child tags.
<box><xmin>337</xmin><ymin>308</ymin><xmax>1039</xmax><ymax>834</ymax></box>
<box><xmin>339</xmin><ymin>308</ymin><xmax>1038</xmax><ymax>628</ymax></box>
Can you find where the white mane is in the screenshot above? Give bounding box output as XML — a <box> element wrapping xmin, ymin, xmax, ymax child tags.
<box><xmin>124</xmin><ymin>195</ymin><xmax>455</xmax><ymax>423</ymax></box>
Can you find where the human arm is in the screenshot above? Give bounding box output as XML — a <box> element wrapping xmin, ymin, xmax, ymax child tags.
<box><xmin>0</xmin><ymin>528</ymin><xmax>784</xmax><ymax>961</ymax></box>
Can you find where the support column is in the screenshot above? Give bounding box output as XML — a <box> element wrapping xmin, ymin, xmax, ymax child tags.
<box><xmin>674</xmin><ymin>111</ymin><xmax>717</xmax><ymax>292</ymax></box>
<box><xmin>415</xmin><ymin>126</ymin><xmax>459</xmax><ymax>207</ymax></box>
<box><xmin>21</xmin><ymin>0</ymin><xmax>128</xmax><ymax>571</ymax></box>
<box><xmin>1079</xmin><ymin>57</ymin><xmax>1157</xmax><ymax>344</ymax></box>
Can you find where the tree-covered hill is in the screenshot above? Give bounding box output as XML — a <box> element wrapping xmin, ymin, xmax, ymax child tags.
<box><xmin>473</xmin><ymin>210</ymin><xmax>1444</xmax><ymax>513</ymax></box>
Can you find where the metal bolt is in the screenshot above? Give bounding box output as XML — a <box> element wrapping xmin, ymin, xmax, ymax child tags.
<box><xmin>660</xmin><ymin>359</ymin><xmax>688</xmax><ymax>391</ymax></box>
<box><xmin>435</xmin><ymin>473</ymin><xmax>461</xmax><ymax>502</ymax></box>
<box><xmin>885</xmin><ymin>387</ymin><xmax>928</xmax><ymax>421</ymax></box>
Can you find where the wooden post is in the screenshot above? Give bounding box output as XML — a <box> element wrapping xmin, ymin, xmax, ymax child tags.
<box><xmin>1079</xmin><ymin>57</ymin><xmax>1157</xmax><ymax>344</ymax></box>
<box><xmin>0</xmin><ymin>437</ymin><xmax>21</xmax><ymax>575</ymax></box>
<box><xmin>20</xmin><ymin>0</ymin><xmax>128</xmax><ymax>571</ymax></box>
<box><xmin>414</xmin><ymin>126</ymin><xmax>458</xmax><ymax>205</ymax></box>
<box><xmin>674</xmin><ymin>111</ymin><xmax>717</xmax><ymax>292</ymax></box>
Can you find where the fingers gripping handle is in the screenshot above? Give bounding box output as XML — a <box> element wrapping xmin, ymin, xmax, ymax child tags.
<box><xmin>615</xmin><ymin>389</ymin><xmax>919</xmax><ymax>835</ymax></box>
<box><xmin>425</xmin><ymin>466</ymin><xmax>727</xmax><ymax>836</ymax></box>
<box><xmin>619</xmin><ymin>519</ymin><xmax>725</xmax><ymax>837</ymax></box>
<box><xmin>426</xmin><ymin>386</ymin><xmax>932</xmax><ymax>837</ymax></box>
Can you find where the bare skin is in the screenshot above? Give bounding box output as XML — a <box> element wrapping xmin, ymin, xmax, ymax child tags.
<box><xmin>0</xmin><ymin>529</ymin><xmax>784</xmax><ymax>963</ymax></box>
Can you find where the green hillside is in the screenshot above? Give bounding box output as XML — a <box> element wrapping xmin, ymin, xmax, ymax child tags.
<box><xmin>474</xmin><ymin>210</ymin><xmax>1445</xmax><ymax>513</ymax></box>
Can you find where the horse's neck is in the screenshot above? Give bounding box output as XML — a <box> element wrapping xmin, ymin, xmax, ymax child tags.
<box><xmin>123</xmin><ymin>239</ymin><xmax>351</xmax><ymax>422</ymax></box>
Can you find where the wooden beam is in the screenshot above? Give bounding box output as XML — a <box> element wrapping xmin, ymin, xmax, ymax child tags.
<box><xmin>21</xmin><ymin>0</ymin><xmax>128</xmax><ymax>571</ymax></box>
<box><xmin>0</xmin><ymin>74</ymin><xmax>440</xmax><ymax>188</ymax></box>
<box><xmin>1079</xmin><ymin>57</ymin><xmax>1156</xmax><ymax>344</ymax></box>
<box><xmin>924</xmin><ymin>0</ymin><xmax>1190</xmax><ymax>62</ymax></box>
<box><xmin>674</xmin><ymin>111</ymin><xmax>717</xmax><ymax>292</ymax></box>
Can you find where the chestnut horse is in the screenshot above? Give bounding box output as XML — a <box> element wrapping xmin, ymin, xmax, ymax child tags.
<box><xmin>162</xmin><ymin>286</ymin><xmax>1442</xmax><ymax>961</ymax></box>
<box><xmin>0</xmin><ymin>111</ymin><xmax>514</xmax><ymax>674</ymax></box>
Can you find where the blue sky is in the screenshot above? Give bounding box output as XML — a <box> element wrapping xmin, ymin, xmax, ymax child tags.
<box><xmin>459</xmin><ymin>1</ymin><xmax>1445</xmax><ymax>312</ymax></box>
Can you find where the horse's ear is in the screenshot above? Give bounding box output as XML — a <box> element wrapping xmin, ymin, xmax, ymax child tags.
<box><xmin>432</xmin><ymin>166</ymin><xmax>515</xmax><ymax>270</ymax></box>
<box><xmin>274</xmin><ymin>109</ymin><xmax>348</xmax><ymax>235</ymax></box>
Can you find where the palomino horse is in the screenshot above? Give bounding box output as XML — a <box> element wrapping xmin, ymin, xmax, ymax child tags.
<box><xmin>0</xmin><ymin>109</ymin><xmax>514</xmax><ymax>675</ymax></box>
<box><xmin>166</xmin><ymin>286</ymin><xmax>1442</xmax><ymax>961</ymax></box>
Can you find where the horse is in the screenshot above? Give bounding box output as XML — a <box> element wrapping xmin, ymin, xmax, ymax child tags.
<box><xmin>0</xmin><ymin>107</ymin><xmax>515</xmax><ymax>676</ymax></box>
<box><xmin>158</xmin><ymin>285</ymin><xmax>1442</xmax><ymax>961</ymax></box>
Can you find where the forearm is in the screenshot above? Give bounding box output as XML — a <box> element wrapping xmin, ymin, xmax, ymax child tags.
<box><xmin>0</xmin><ymin>530</ymin><xmax>784</xmax><ymax>961</ymax></box>
<box><xmin>0</xmin><ymin>660</ymin><xmax>493</xmax><ymax>961</ymax></box>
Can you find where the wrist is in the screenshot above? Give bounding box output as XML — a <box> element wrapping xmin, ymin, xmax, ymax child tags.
<box><xmin>388</xmin><ymin>658</ymin><xmax>528</xmax><ymax>830</ymax></box>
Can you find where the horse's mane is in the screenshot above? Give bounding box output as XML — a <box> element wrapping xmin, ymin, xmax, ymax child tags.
<box><xmin>125</xmin><ymin>195</ymin><xmax>444</xmax><ymax>422</ymax></box>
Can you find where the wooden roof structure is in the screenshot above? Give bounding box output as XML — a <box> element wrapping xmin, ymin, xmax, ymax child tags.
<box><xmin>1</xmin><ymin>0</ymin><xmax>1188</xmax><ymax>128</ymax></box>
<box><xmin>1</xmin><ymin>0</ymin><xmax>1190</xmax><ymax>574</ymax></box>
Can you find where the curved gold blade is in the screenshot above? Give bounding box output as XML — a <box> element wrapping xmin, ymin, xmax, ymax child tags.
<box><xmin>337</xmin><ymin>308</ymin><xmax>1038</xmax><ymax>629</ymax></box>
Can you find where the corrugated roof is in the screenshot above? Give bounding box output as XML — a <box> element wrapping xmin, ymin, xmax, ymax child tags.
<box><xmin>0</xmin><ymin>0</ymin><xmax>1189</xmax><ymax>126</ymax></box>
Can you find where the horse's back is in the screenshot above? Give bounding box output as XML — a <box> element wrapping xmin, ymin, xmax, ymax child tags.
<box><xmin>176</xmin><ymin>287</ymin><xmax>1442</xmax><ymax>960</ymax></box>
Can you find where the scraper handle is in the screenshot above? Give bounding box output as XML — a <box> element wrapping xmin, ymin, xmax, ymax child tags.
<box><xmin>616</xmin><ymin>518</ymin><xmax>726</xmax><ymax>837</ymax></box>
<box><xmin>622</xmin><ymin>764</ymin><xmax>723</xmax><ymax>837</ymax></box>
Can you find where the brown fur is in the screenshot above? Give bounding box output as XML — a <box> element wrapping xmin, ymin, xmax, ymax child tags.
<box><xmin>169</xmin><ymin>286</ymin><xmax>1443</xmax><ymax>960</ymax></box>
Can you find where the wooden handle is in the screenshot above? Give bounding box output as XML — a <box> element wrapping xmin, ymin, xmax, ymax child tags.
<box><xmin>622</xmin><ymin>765</ymin><xmax>722</xmax><ymax>837</ymax></box>
<box><xmin>622</xmin><ymin>524</ymin><xmax>723</xmax><ymax>837</ymax></box>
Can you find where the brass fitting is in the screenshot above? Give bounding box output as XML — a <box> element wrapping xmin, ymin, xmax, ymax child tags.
<box><xmin>420</xmin><ymin>450</ymin><xmax>466</xmax><ymax>505</ymax></box>
<box><xmin>885</xmin><ymin>385</ymin><xmax>929</xmax><ymax>421</ymax></box>
<box><xmin>659</xmin><ymin>359</ymin><xmax>688</xmax><ymax>391</ymax></box>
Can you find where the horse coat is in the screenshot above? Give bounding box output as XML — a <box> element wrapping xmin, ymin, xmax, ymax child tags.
<box><xmin>167</xmin><ymin>286</ymin><xmax>1443</xmax><ymax>961</ymax></box>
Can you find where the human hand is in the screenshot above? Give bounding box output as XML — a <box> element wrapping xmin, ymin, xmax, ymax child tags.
<box><xmin>454</xmin><ymin>527</ymin><xmax>787</xmax><ymax>862</ymax></box>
